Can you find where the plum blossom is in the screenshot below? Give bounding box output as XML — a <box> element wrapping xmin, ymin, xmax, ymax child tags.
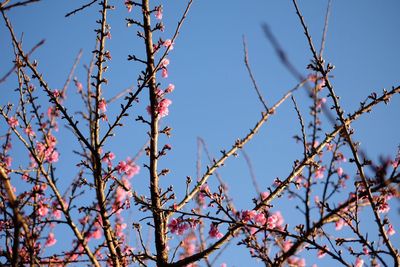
<box><xmin>162</xmin><ymin>68</ymin><xmax>168</xmax><ymax>78</ymax></box>
<box><xmin>45</xmin><ymin>232</ymin><xmax>57</xmax><ymax>247</ymax></box>
<box><xmin>7</xmin><ymin>117</ymin><xmax>19</xmax><ymax>128</ymax></box>
<box><xmin>161</xmin><ymin>58</ymin><xmax>170</xmax><ymax>67</ymax></box>
<box><xmin>155</xmin><ymin>6</ymin><xmax>162</xmax><ymax>20</ymax></box>
<box><xmin>209</xmin><ymin>223</ymin><xmax>223</xmax><ymax>239</ymax></box>
<box><xmin>355</xmin><ymin>257</ymin><xmax>364</xmax><ymax>267</ymax></box>
<box><xmin>387</xmin><ymin>224</ymin><xmax>395</xmax><ymax>236</ymax></box>
<box><xmin>165</xmin><ymin>83</ymin><xmax>175</xmax><ymax>93</ymax></box>
<box><xmin>116</xmin><ymin>157</ymin><xmax>140</xmax><ymax>178</ymax></box>
<box><xmin>74</xmin><ymin>79</ymin><xmax>83</xmax><ymax>92</ymax></box>
<box><xmin>98</xmin><ymin>98</ymin><xmax>107</xmax><ymax>112</ymax></box>
<box><xmin>287</xmin><ymin>257</ymin><xmax>306</xmax><ymax>267</ymax></box>
<box><xmin>168</xmin><ymin>218</ymin><xmax>189</xmax><ymax>235</ymax></box>
<box><xmin>102</xmin><ymin>152</ymin><xmax>115</xmax><ymax>167</ymax></box>
<box><xmin>314</xmin><ymin>167</ymin><xmax>325</xmax><ymax>179</ymax></box>
<box><xmin>337</xmin><ymin>167</ymin><xmax>343</xmax><ymax>177</ymax></box>
<box><xmin>317</xmin><ymin>246</ymin><xmax>328</xmax><ymax>258</ymax></box>
<box><xmin>163</xmin><ymin>39</ymin><xmax>174</xmax><ymax>50</ymax></box>
<box><xmin>147</xmin><ymin>98</ymin><xmax>172</xmax><ymax>118</ymax></box>
<box><xmin>38</xmin><ymin>203</ymin><xmax>49</xmax><ymax>217</ymax></box>
<box><xmin>125</xmin><ymin>0</ymin><xmax>133</xmax><ymax>12</ymax></box>
<box><xmin>24</xmin><ymin>125</ymin><xmax>35</xmax><ymax>137</ymax></box>
<box><xmin>335</xmin><ymin>219</ymin><xmax>345</xmax><ymax>230</ymax></box>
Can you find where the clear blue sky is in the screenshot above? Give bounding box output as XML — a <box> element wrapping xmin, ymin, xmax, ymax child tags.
<box><xmin>1</xmin><ymin>1</ymin><xmax>399</xmax><ymax>266</ymax></box>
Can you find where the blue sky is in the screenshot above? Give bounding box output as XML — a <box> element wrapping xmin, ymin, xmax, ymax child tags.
<box><xmin>1</xmin><ymin>1</ymin><xmax>399</xmax><ymax>266</ymax></box>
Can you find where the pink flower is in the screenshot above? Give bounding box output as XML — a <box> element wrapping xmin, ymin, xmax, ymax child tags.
<box><xmin>335</xmin><ymin>219</ymin><xmax>345</xmax><ymax>230</ymax></box>
<box><xmin>53</xmin><ymin>209</ymin><xmax>62</xmax><ymax>219</ymax></box>
<box><xmin>161</xmin><ymin>58</ymin><xmax>170</xmax><ymax>68</ymax></box>
<box><xmin>287</xmin><ymin>257</ymin><xmax>306</xmax><ymax>267</ymax></box>
<box><xmin>155</xmin><ymin>98</ymin><xmax>172</xmax><ymax>118</ymax></box>
<box><xmin>98</xmin><ymin>98</ymin><xmax>107</xmax><ymax>112</ymax></box>
<box><xmin>162</xmin><ymin>68</ymin><xmax>168</xmax><ymax>78</ymax></box>
<box><xmin>125</xmin><ymin>0</ymin><xmax>133</xmax><ymax>12</ymax></box>
<box><xmin>267</xmin><ymin>214</ymin><xmax>278</xmax><ymax>229</ymax></box>
<box><xmin>91</xmin><ymin>227</ymin><xmax>102</xmax><ymax>239</ymax></box>
<box><xmin>337</xmin><ymin>167</ymin><xmax>343</xmax><ymax>177</ymax></box>
<box><xmin>24</xmin><ymin>125</ymin><xmax>35</xmax><ymax>137</ymax></box>
<box><xmin>7</xmin><ymin>117</ymin><xmax>19</xmax><ymax>128</ymax></box>
<box><xmin>209</xmin><ymin>223</ymin><xmax>223</xmax><ymax>239</ymax></box>
<box><xmin>355</xmin><ymin>257</ymin><xmax>364</xmax><ymax>267</ymax></box>
<box><xmin>241</xmin><ymin>210</ymin><xmax>257</xmax><ymax>223</ymax></box>
<box><xmin>377</xmin><ymin>199</ymin><xmax>390</xmax><ymax>213</ymax></box>
<box><xmin>254</xmin><ymin>213</ymin><xmax>266</xmax><ymax>225</ymax></box>
<box><xmin>38</xmin><ymin>204</ymin><xmax>49</xmax><ymax>216</ymax></box>
<box><xmin>155</xmin><ymin>6</ymin><xmax>163</xmax><ymax>20</ymax></box>
<box><xmin>102</xmin><ymin>152</ymin><xmax>115</xmax><ymax>167</ymax></box>
<box><xmin>314</xmin><ymin>167</ymin><xmax>325</xmax><ymax>179</ymax></box>
<box><xmin>47</xmin><ymin>150</ymin><xmax>59</xmax><ymax>163</ymax></box>
<box><xmin>317</xmin><ymin>246</ymin><xmax>328</xmax><ymax>258</ymax></box>
<box><xmin>387</xmin><ymin>224</ymin><xmax>395</xmax><ymax>236</ymax></box>
<box><xmin>74</xmin><ymin>79</ymin><xmax>83</xmax><ymax>92</ymax></box>
<box><xmin>282</xmin><ymin>240</ymin><xmax>292</xmax><ymax>252</ymax></box>
<box><xmin>45</xmin><ymin>232</ymin><xmax>57</xmax><ymax>247</ymax></box>
<box><xmin>163</xmin><ymin>39</ymin><xmax>174</xmax><ymax>50</ymax></box>
<box><xmin>168</xmin><ymin>218</ymin><xmax>189</xmax><ymax>235</ymax></box>
<box><xmin>165</xmin><ymin>83</ymin><xmax>175</xmax><ymax>93</ymax></box>
<box><xmin>116</xmin><ymin>157</ymin><xmax>140</xmax><ymax>179</ymax></box>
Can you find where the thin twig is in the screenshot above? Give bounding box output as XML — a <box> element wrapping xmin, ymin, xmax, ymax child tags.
<box><xmin>1</xmin><ymin>0</ymin><xmax>40</xmax><ymax>11</ymax></box>
<box><xmin>0</xmin><ymin>39</ymin><xmax>45</xmax><ymax>84</ymax></box>
<box><xmin>65</xmin><ymin>0</ymin><xmax>99</xmax><ymax>17</ymax></box>
<box><xmin>243</xmin><ymin>36</ymin><xmax>269</xmax><ymax>111</ymax></box>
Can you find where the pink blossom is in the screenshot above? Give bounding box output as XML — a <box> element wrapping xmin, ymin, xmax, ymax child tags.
<box><xmin>92</xmin><ymin>227</ymin><xmax>102</xmax><ymax>239</ymax></box>
<box><xmin>102</xmin><ymin>152</ymin><xmax>115</xmax><ymax>167</ymax></box>
<box><xmin>116</xmin><ymin>157</ymin><xmax>140</xmax><ymax>178</ymax></box>
<box><xmin>287</xmin><ymin>257</ymin><xmax>306</xmax><ymax>267</ymax></box>
<box><xmin>254</xmin><ymin>213</ymin><xmax>266</xmax><ymax>225</ymax></box>
<box><xmin>209</xmin><ymin>223</ymin><xmax>223</xmax><ymax>239</ymax></box>
<box><xmin>53</xmin><ymin>209</ymin><xmax>62</xmax><ymax>219</ymax></box>
<box><xmin>355</xmin><ymin>257</ymin><xmax>364</xmax><ymax>267</ymax></box>
<box><xmin>7</xmin><ymin>117</ymin><xmax>19</xmax><ymax>128</ymax></box>
<box><xmin>162</xmin><ymin>68</ymin><xmax>168</xmax><ymax>78</ymax></box>
<box><xmin>335</xmin><ymin>219</ymin><xmax>345</xmax><ymax>230</ymax></box>
<box><xmin>317</xmin><ymin>246</ymin><xmax>328</xmax><ymax>258</ymax></box>
<box><xmin>124</xmin><ymin>0</ymin><xmax>132</xmax><ymax>12</ymax></box>
<box><xmin>155</xmin><ymin>6</ymin><xmax>163</xmax><ymax>20</ymax></box>
<box><xmin>163</xmin><ymin>39</ymin><xmax>174</xmax><ymax>50</ymax></box>
<box><xmin>221</xmin><ymin>264</ymin><xmax>227</xmax><ymax>267</ymax></box>
<box><xmin>165</xmin><ymin>83</ymin><xmax>175</xmax><ymax>93</ymax></box>
<box><xmin>377</xmin><ymin>199</ymin><xmax>390</xmax><ymax>213</ymax></box>
<box><xmin>282</xmin><ymin>240</ymin><xmax>293</xmax><ymax>252</ymax></box>
<box><xmin>387</xmin><ymin>224</ymin><xmax>395</xmax><ymax>236</ymax></box>
<box><xmin>24</xmin><ymin>125</ymin><xmax>35</xmax><ymax>137</ymax></box>
<box><xmin>168</xmin><ymin>218</ymin><xmax>189</xmax><ymax>235</ymax></box>
<box><xmin>3</xmin><ymin>156</ymin><xmax>12</xmax><ymax>168</ymax></box>
<box><xmin>314</xmin><ymin>167</ymin><xmax>325</xmax><ymax>179</ymax></box>
<box><xmin>74</xmin><ymin>79</ymin><xmax>83</xmax><ymax>92</ymax></box>
<box><xmin>38</xmin><ymin>204</ymin><xmax>49</xmax><ymax>216</ymax></box>
<box><xmin>266</xmin><ymin>214</ymin><xmax>278</xmax><ymax>229</ymax></box>
<box><xmin>45</xmin><ymin>232</ymin><xmax>57</xmax><ymax>247</ymax></box>
<box><xmin>337</xmin><ymin>167</ymin><xmax>343</xmax><ymax>177</ymax></box>
<box><xmin>47</xmin><ymin>150</ymin><xmax>59</xmax><ymax>163</ymax></box>
<box><xmin>98</xmin><ymin>98</ymin><xmax>107</xmax><ymax>112</ymax></box>
<box><xmin>161</xmin><ymin>58</ymin><xmax>170</xmax><ymax>67</ymax></box>
<box><xmin>153</xmin><ymin>98</ymin><xmax>172</xmax><ymax>118</ymax></box>
<box><xmin>241</xmin><ymin>210</ymin><xmax>257</xmax><ymax>223</ymax></box>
